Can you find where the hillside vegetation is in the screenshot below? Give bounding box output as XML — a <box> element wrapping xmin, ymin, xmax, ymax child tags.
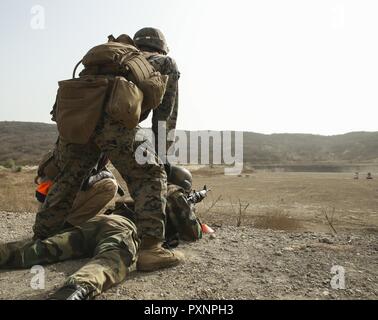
<box><xmin>0</xmin><ymin>122</ymin><xmax>58</xmax><ymax>165</ymax></box>
<box><xmin>0</xmin><ymin>121</ymin><xmax>377</xmax><ymax>167</ymax></box>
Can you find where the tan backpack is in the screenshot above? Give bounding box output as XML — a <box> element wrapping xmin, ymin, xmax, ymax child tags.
<box><xmin>78</xmin><ymin>38</ymin><xmax>168</xmax><ymax>112</ymax></box>
<box><xmin>54</xmin><ymin>35</ymin><xmax>167</xmax><ymax>144</ymax></box>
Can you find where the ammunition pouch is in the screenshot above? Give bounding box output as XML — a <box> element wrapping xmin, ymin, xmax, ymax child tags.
<box><xmin>37</xmin><ymin>150</ymin><xmax>60</xmax><ymax>180</ymax></box>
<box><xmin>138</xmin><ymin>73</ymin><xmax>168</xmax><ymax>112</ymax></box>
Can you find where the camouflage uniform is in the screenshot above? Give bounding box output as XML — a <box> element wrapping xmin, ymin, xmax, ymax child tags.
<box><xmin>165</xmin><ymin>184</ymin><xmax>202</xmax><ymax>242</ymax></box>
<box><xmin>111</xmin><ymin>184</ymin><xmax>202</xmax><ymax>245</ymax></box>
<box><xmin>0</xmin><ymin>186</ymin><xmax>200</xmax><ymax>298</ymax></box>
<box><xmin>133</xmin><ymin>28</ymin><xmax>180</xmax><ymax>159</ymax></box>
<box><xmin>0</xmin><ymin>214</ymin><xmax>139</xmax><ymax>299</ymax></box>
<box><xmin>36</xmin><ymin>150</ymin><xmax>120</xmax><ymax>227</ymax></box>
<box><xmin>142</xmin><ymin>53</ymin><xmax>180</xmax><ymax>159</ymax></box>
<box><xmin>33</xmin><ymin>113</ymin><xmax>167</xmax><ymax>241</ymax></box>
<box><xmin>37</xmin><ymin>175</ymin><xmax>118</xmax><ymax>228</ymax></box>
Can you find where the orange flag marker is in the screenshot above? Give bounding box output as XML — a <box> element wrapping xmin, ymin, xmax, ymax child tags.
<box><xmin>201</xmin><ymin>223</ymin><xmax>215</xmax><ymax>234</ymax></box>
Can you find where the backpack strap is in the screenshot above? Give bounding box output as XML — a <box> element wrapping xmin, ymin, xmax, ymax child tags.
<box><xmin>125</xmin><ymin>55</ymin><xmax>155</xmax><ymax>84</ymax></box>
<box><xmin>72</xmin><ymin>59</ymin><xmax>83</xmax><ymax>79</ymax></box>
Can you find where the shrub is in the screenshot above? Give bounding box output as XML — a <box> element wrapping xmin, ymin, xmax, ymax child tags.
<box><xmin>12</xmin><ymin>166</ymin><xmax>22</xmax><ymax>173</ymax></box>
<box><xmin>3</xmin><ymin>158</ymin><xmax>15</xmax><ymax>169</ymax></box>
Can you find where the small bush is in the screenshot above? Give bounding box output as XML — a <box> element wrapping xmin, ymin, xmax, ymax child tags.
<box><xmin>3</xmin><ymin>159</ymin><xmax>15</xmax><ymax>169</ymax></box>
<box><xmin>12</xmin><ymin>166</ymin><xmax>22</xmax><ymax>173</ymax></box>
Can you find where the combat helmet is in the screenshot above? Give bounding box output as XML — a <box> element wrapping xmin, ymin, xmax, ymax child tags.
<box><xmin>133</xmin><ymin>27</ymin><xmax>169</xmax><ymax>55</ymax></box>
<box><xmin>108</xmin><ymin>34</ymin><xmax>135</xmax><ymax>46</ymax></box>
<box><xmin>168</xmin><ymin>166</ymin><xmax>193</xmax><ymax>192</ymax></box>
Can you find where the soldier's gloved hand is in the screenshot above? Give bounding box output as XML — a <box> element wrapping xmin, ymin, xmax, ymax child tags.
<box><xmin>81</xmin><ymin>171</ymin><xmax>115</xmax><ymax>191</ymax></box>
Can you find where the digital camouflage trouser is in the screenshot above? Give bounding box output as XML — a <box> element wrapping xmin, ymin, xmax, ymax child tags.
<box><xmin>0</xmin><ymin>215</ymin><xmax>139</xmax><ymax>298</ymax></box>
<box><xmin>148</xmin><ymin>53</ymin><xmax>180</xmax><ymax>160</ymax></box>
<box><xmin>33</xmin><ymin>113</ymin><xmax>167</xmax><ymax>241</ymax></box>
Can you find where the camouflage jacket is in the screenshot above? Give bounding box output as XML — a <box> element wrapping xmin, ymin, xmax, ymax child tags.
<box><xmin>109</xmin><ymin>184</ymin><xmax>202</xmax><ymax>243</ymax></box>
<box><xmin>141</xmin><ymin>52</ymin><xmax>180</xmax><ymax>157</ymax></box>
<box><xmin>165</xmin><ymin>184</ymin><xmax>202</xmax><ymax>243</ymax></box>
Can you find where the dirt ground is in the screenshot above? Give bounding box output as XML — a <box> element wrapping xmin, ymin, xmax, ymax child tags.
<box><xmin>0</xmin><ymin>167</ymin><xmax>377</xmax><ymax>300</ymax></box>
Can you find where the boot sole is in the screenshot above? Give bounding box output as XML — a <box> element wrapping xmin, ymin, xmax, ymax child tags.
<box><xmin>136</xmin><ymin>259</ymin><xmax>182</xmax><ymax>272</ymax></box>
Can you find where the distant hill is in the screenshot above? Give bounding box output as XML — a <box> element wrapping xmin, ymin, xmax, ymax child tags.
<box><xmin>0</xmin><ymin>122</ymin><xmax>58</xmax><ymax>165</ymax></box>
<box><xmin>242</xmin><ymin>131</ymin><xmax>378</xmax><ymax>164</ymax></box>
<box><xmin>0</xmin><ymin>121</ymin><xmax>378</xmax><ymax>168</ymax></box>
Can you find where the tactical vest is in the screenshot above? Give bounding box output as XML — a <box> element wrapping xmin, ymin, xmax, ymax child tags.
<box><xmin>54</xmin><ymin>41</ymin><xmax>168</xmax><ymax>144</ymax></box>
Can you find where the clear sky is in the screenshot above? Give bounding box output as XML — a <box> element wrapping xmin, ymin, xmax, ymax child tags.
<box><xmin>0</xmin><ymin>0</ymin><xmax>377</xmax><ymax>135</ymax></box>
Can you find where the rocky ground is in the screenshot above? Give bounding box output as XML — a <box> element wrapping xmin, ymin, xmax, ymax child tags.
<box><xmin>1</xmin><ymin>170</ymin><xmax>377</xmax><ymax>300</ymax></box>
<box><xmin>0</xmin><ymin>211</ymin><xmax>377</xmax><ymax>300</ymax></box>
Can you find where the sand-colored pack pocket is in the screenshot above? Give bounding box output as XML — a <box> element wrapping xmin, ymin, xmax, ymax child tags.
<box><xmin>106</xmin><ymin>76</ymin><xmax>144</xmax><ymax>129</ymax></box>
<box><xmin>138</xmin><ymin>73</ymin><xmax>168</xmax><ymax>112</ymax></box>
<box><xmin>56</xmin><ymin>76</ymin><xmax>109</xmax><ymax>144</ymax></box>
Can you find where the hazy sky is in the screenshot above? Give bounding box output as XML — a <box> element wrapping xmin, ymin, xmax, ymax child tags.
<box><xmin>0</xmin><ymin>0</ymin><xmax>377</xmax><ymax>135</ymax></box>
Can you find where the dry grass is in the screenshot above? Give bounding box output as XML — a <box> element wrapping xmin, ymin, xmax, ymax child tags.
<box><xmin>0</xmin><ymin>168</ymin><xmax>39</xmax><ymax>212</ymax></box>
<box><xmin>229</xmin><ymin>198</ymin><xmax>250</xmax><ymax>227</ymax></box>
<box><xmin>0</xmin><ymin>167</ymin><xmax>124</xmax><ymax>214</ymax></box>
<box><xmin>322</xmin><ymin>207</ymin><xmax>338</xmax><ymax>234</ymax></box>
<box><xmin>1</xmin><ymin>169</ymin><xmax>378</xmax><ymax>234</ymax></box>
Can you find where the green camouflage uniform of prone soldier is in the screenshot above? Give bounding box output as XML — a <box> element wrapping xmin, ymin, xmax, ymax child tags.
<box><xmin>32</xmin><ymin>31</ymin><xmax>183</xmax><ymax>272</ymax></box>
<box><xmin>0</xmin><ymin>168</ymin><xmax>204</xmax><ymax>300</ymax></box>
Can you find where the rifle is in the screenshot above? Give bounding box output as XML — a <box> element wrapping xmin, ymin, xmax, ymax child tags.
<box><xmin>187</xmin><ymin>185</ymin><xmax>211</xmax><ymax>205</ymax></box>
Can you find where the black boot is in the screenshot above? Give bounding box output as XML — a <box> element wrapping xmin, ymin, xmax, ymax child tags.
<box><xmin>48</xmin><ymin>284</ymin><xmax>92</xmax><ymax>300</ymax></box>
